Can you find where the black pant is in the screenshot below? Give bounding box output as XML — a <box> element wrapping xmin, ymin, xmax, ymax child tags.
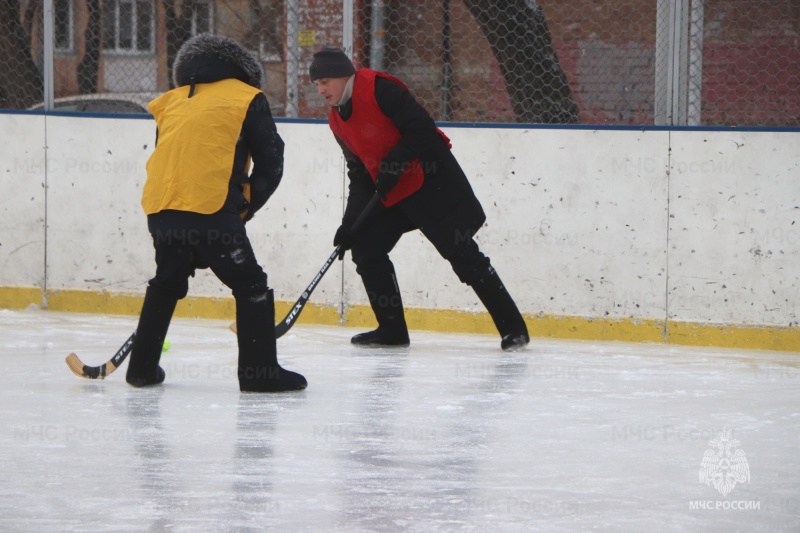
<box><xmin>350</xmin><ymin>203</ymin><xmax>491</xmax><ymax>285</ymax></box>
<box><xmin>147</xmin><ymin>211</ymin><xmax>267</xmax><ymax>300</ymax></box>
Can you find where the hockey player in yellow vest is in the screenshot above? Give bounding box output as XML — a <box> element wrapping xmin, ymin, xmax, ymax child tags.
<box><xmin>128</xmin><ymin>34</ymin><xmax>306</xmax><ymax>392</ymax></box>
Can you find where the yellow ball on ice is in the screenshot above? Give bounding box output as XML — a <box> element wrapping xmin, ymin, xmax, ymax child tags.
<box><xmin>162</xmin><ymin>339</ymin><xmax>171</xmax><ymax>352</ymax></box>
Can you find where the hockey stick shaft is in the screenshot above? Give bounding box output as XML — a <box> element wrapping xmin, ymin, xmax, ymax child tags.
<box><xmin>274</xmin><ymin>193</ymin><xmax>382</xmax><ymax>338</ymax></box>
<box><xmin>274</xmin><ymin>248</ymin><xmax>340</xmax><ymax>338</ymax></box>
<box><xmin>65</xmin><ymin>331</ymin><xmax>136</xmax><ymax>380</ymax></box>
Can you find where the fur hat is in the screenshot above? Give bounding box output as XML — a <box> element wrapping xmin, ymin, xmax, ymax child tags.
<box><xmin>172</xmin><ymin>34</ymin><xmax>265</xmax><ymax>90</ymax></box>
<box><xmin>309</xmin><ymin>47</ymin><xmax>356</xmax><ymax>81</ymax></box>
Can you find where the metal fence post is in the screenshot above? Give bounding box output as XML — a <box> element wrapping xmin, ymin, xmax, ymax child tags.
<box><xmin>656</xmin><ymin>0</ymin><xmax>698</xmax><ymax>126</ymax></box>
<box><xmin>42</xmin><ymin>0</ymin><xmax>55</xmax><ymax>110</ymax></box>
<box><xmin>688</xmin><ymin>0</ymin><xmax>705</xmax><ymax>126</ymax></box>
<box><xmin>286</xmin><ymin>0</ymin><xmax>300</xmax><ymax>118</ymax></box>
<box><xmin>343</xmin><ymin>0</ymin><xmax>354</xmax><ymax>59</ymax></box>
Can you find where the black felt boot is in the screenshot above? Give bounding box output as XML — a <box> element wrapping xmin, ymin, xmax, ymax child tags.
<box><xmin>126</xmin><ymin>286</ymin><xmax>177</xmax><ymax>387</ymax></box>
<box><xmin>237</xmin><ymin>289</ymin><xmax>307</xmax><ymax>392</ymax></box>
<box><xmin>351</xmin><ymin>271</ymin><xmax>410</xmax><ymax>347</ymax></box>
<box><xmin>471</xmin><ymin>266</ymin><xmax>529</xmax><ymax>351</ymax></box>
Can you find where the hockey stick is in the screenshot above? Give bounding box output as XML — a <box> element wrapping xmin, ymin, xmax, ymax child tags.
<box><xmin>231</xmin><ymin>193</ymin><xmax>382</xmax><ymax>337</ymax></box>
<box><xmin>65</xmin><ymin>331</ymin><xmax>136</xmax><ymax>380</ymax></box>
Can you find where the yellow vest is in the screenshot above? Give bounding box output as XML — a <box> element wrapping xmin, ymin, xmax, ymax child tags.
<box><xmin>142</xmin><ymin>78</ymin><xmax>261</xmax><ymax>215</ymax></box>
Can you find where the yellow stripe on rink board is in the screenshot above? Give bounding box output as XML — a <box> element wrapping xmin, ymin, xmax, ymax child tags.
<box><xmin>44</xmin><ymin>289</ymin><xmax>344</xmax><ymax>325</ymax></box>
<box><xmin>521</xmin><ymin>314</ymin><xmax>667</xmax><ymax>344</ymax></box>
<box><xmin>46</xmin><ymin>290</ymin><xmax>146</xmax><ymax>316</ymax></box>
<box><xmin>347</xmin><ymin>306</ymin><xmax>669</xmax><ymax>344</ymax></box>
<box><xmin>667</xmin><ymin>321</ymin><xmax>800</xmax><ymax>352</ymax></box>
<box><xmin>0</xmin><ymin>287</ymin><xmax>43</xmax><ymax>309</ymax></box>
<box><xmin>1</xmin><ymin>287</ymin><xmax>798</xmax><ymax>352</ymax></box>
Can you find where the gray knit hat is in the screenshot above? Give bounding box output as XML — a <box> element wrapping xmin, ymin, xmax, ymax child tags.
<box><xmin>309</xmin><ymin>47</ymin><xmax>355</xmax><ymax>81</ymax></box>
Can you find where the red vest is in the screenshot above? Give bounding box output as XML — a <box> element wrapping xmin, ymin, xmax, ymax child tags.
<box><xmin>329</xmin><ymin>69</ymin><xmax>450</xmax><ymax>207</ymax></box>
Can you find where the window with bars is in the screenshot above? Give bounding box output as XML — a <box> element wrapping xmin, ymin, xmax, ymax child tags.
<box><xmin>102</xmin><ymin>0</ymin><xmax>154</xmax><ymax>53</ymax></box>
<box><xmin>191</xmin><ymin>2</ymin><xmax>213</xmax><ymax>36</ymax></box>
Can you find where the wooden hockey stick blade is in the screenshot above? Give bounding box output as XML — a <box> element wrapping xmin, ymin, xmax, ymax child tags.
<box><xmin>65</xmin><ymin>332</ymin><xmax>136</xmax><ymax>380</ymax></box>
<box><xmin>65</xmin><ymin>352</ymin><xmax>116</xmax><ymax>379</ymax></box>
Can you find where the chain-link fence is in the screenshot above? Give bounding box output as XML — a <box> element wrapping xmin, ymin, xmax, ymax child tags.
<box><xmin>1</xmin><ymin>0</ymin><xmax>798</xmax><ymax>125</ymax></box>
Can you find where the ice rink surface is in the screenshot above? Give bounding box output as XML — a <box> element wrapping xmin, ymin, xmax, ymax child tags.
<box><xmin>1</xmin><ymin>307</ymin><xmax>798</xmax><ymax>532</ymax></box>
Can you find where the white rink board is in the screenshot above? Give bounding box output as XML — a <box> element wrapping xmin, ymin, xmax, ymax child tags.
<box><xmin>43</xmin><ymin>115</ymin><xmax>154</xmax><ymax>293</ymax></box>
<box><xmin>447</xmin><ymin>127</ymin><xmax>671</xmax><ymax>319</ymax></box>
<box><xmin>244</xmin><ymin>121</ymin><xmax>345</xmax><ymax>305</ymax></box>
<box><xmin>0</xmin><ymin>114</ymin><xmax>46</xmax><ymax>289</ymax></box>
<box><xmin>0</xmin><ymin>112</ymin><xmax>798</xmax><ymax>329</ymax></box>
<box><xmin>668</xmin><ymin>131</ymin><xmax>800</xmax><ymax>325</ymax></box>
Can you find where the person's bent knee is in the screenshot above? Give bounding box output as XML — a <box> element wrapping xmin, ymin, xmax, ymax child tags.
<box><xmin>353</xmin><ymin>256</ymin><xmax>395</xmax><ymax>278</ymax></box>
<box><xmin>447</xmin><ymin>242</ymin><xmax>491</xmax><ymax>286</ymax></box>
<box><xmin>148</xmin><ymin>278</ymin><xmax>189</xmax><ymax>300</ymax></box>
<box><xmin>231</xmin><ymin>278</ymin><xmax>269</xmax><ymax>300</ymax></box>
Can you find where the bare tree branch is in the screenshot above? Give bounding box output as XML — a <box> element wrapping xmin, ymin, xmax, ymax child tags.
<box><xmin>462</xmin><ymin>0</ymin><xmax>579</xmax><ymax>123</ymax></box>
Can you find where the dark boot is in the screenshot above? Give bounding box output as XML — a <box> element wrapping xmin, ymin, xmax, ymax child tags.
<box><xmin>237</xmin><ymin>289</ymin><xmax>307</xmax><ymax>392</ymax></box>
<box><xmin>470</xmin><ymin>266</ymin><xmax>529</xmax><ymax>351</ymax></box>
<box><xmin>352</xmin><ymin>271</ymin><xmax>410</xmax><ymax>346</ymax></box>
<box><xmin>126</xmin><ymin>286</ymin><xmax>176</xmax><ymax>387</ymax></box>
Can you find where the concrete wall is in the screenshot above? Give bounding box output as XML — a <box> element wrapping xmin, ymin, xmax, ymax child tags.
<box><xmin>1</xmin><ymin>112</ymin><xmax>798</xmax><ymax>350</ymax></box>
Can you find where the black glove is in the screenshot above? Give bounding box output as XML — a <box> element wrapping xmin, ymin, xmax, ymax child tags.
<box><xmin>333</xmin><ymin>224</ymin><xmax>353</xmax><ymax>260</ymax></box>
<box><xmin>375</xmin><ymin>169</ymin><xmax>402</xmax><ymax>202</ymax></box>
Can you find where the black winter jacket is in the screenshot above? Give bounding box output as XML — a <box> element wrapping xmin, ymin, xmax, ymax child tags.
<box><xmin>334</xmin><ymin>76</ymin><xmax>485</xmax><ymax>237</ymax></box>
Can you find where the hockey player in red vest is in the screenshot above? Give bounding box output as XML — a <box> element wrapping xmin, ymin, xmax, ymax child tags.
<box><xmin>310</xmin><ymin>47</ymin><xmax>529</xmax><ymax>351</ymax></box>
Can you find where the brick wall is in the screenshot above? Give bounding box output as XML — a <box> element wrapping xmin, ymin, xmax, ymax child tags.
<box><xmin>348</xmin><ymin>0</ymin><xmax>799</xmax><ymax>126</ymax></box>
<box><xmin>45</xmin><ymin>0</ymin><xmax>800</xmax><ymax>126</ymax></box>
